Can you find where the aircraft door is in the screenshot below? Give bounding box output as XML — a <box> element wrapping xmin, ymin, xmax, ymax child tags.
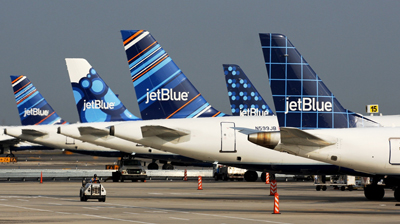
<box><xmin>220</xmin><ymin>122</ymin><xmax>236</xmax><ymax>153</ymax></box>
<box><xmin>65</xmin><ymin>136</ymin><xmax>75</xmax><ymax>145</ymax></box>
<box><xmin>389</xmin><ymin>138</ymin><xmax>400</xmax><ymax>164</ymax></box>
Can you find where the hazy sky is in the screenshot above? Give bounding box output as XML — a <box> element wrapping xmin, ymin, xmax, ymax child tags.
<box><xmin>1</xmin><ymin>1</ymin><xmax>399</xmax><ymax>125</ymax></box>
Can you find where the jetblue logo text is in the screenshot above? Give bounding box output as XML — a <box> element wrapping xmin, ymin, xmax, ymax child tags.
<box><xmin>23</xmin><ymin>108</ymin><xmax>49</xmax><ymax>117</ymax></box>
<box><xmin>83</xmin><ymin>100</ymin><xmax>115</xmax><ymax>111</ymax></box>
<box><xmin>145</xmin><ymin>88</ymin><xmax>189</xmax><ymax>104</ymax></box>
<box><xmin>240</xmin><ymin>108</ymin><xmax>270</xmax><ymax>116</ymax></box>
<box><xmin>285</xmin><ymin>97</ymin><xmax>332</xmax><ymax>114</ymax></box>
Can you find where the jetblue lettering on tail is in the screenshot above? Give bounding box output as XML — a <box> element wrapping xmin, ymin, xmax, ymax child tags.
<box><xmin>145</xmin><ymin>88</ymin><xmax>189</xmax><ymax>104</ymax></box>
<box><xmin>23</xmin><ymin>108</ymin><xmax>49</xmax><ymax>117</ymax></box>
<box><xmin>240</xmin><ymin>108</ymin><xmax>270</xmax><ymax>116</ymax></box>
<box><xmin>83</xmin><ymin>100</ymin><xmax>115</xmax><ymax>111</ymax></box>
<box><xmin>223</xmin><ymin>64</ymin><xmax>273</xmax><ymax>117</ymax></box>
<box><xmin>285</xmin><ymin>97</ymin><xmax>332</xmax><ymax>114</ymax></box>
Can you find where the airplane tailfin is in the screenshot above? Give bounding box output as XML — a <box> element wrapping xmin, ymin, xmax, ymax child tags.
<box><xmin>259</xmin><ymin>33</ymin><xmax>379</xmax><ymax>129</ymax></box>
<box><xmin>10</xmin><ymin>75</ymin><xmax>67</xmax><ymax>125</ymax></box>
<box><xmin>65</xmin><ymin>58</ymin><xmax>140</xmax><ymax>123</ymax></box>
<box><xmin>120</xmin><ymin>30</ymin><xmax>225</xmax><ymax>119</ymax></box>
<box><xmin>223</xmin><ymin>64</ymin><xmax>274</xmax><ymax>116</ymax></box>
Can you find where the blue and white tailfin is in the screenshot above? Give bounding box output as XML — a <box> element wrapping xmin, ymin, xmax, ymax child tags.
<box><xmin>65</xmin><ymin>58</ymin><xmax>140</xmax><ymax>123</ymax></box>
<box><xmin>11</xmin><ymin>75</ymin><xmax>67</xmax><ymax>125</ymax></box>
<box><xmin>120</xmin><ymin>30</ymin><xmax>225</xmax><ymax>119</ymax></box>
<box><xmin>223</xmin><ymin>64</ymin><xmax>274</xmax><ymax>116</ymax></box>
<box><xmin>259</xmin><ymin>33</ymin><xmax>379</xmax><ymax>129</ymax></box>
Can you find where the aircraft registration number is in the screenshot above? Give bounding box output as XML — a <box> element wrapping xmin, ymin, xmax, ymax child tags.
<box><xmin>255</xmin><ymin>126</ymin><xmax>277</xmax><ymax>131</ymax></box>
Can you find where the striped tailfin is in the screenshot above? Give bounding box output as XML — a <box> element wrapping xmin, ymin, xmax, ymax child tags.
<box><xmin>10</xmin><ymin>75</ymin><xmax>67</xmax><ymax>125</ymax></box>
<box><xmin>120</xmin><ymin>30</ymin><xmax>225</xmax><ymax>119</ymax></box>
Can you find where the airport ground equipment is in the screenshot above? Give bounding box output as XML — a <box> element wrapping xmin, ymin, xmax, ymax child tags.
<box><xmin>314</xmin><ymin>175</ymin><xmax>362</xmax><ymax>191</ymax></box>
<box><xmin>213</xmin><ymin>164</ymin><xmax>246</xmax><ymax>181</ymax></box>
<box><xmin>293</xmin><ymin>175</ymin><xmax>313</xmax><ymax>181</ymax></box>
<box><xmin>111</xmin><ymin>156</ymin><xmax>147</xmax><ymax>182</ymax></box>
<box><xmin>80</xmin><ymin>179</ymin><xmax>106</xmax><ymax>202</ymax></box>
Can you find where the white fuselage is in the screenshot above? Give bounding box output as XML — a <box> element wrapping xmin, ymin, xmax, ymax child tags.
<box><xmin>274</xmin><ymin>127</ymin><xmax>400</xmax><ymax>175</ymax></box>
<box><xmin>110</xmin><ymin>116</ymin><xmax>331</xmax><ymax>167</ymax></box>
<box><xmin>366</xmin><ymin>115</ymin><xmax>400</xmax><ymax>127</ymax></box>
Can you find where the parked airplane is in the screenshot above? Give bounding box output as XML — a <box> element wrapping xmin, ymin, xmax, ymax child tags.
<box><xmin>0</xmin><ymin>76</ymin><xmax>73</xmax><ymax>156</ymax></box>
<box><xmin>4</xmin><ymin>76</ymin><xmax>122</xmax><ymax>157</ymax></box>
<box><xmin>249</xmin><ymin>33</ymin><xmax>400</xmax><ymax>200</ymax></box>
<box><xmin>107</xmin><ymin>30</ymin><xmax>368</xmax><ymax>182</ymax></box>
<box><xmin>58</xmin><ymin>58</ymin><xmax>210</xmax><ymax>169</ymax></box>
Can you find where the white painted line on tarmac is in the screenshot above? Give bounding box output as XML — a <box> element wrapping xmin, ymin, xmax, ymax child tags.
<box><xmin>13</xmin><ymin>195</ymin><xmax>289</xmax><ymax>224</ymax></box>
<box><xmin>124</xmin><ymin>212</ymin><xmax>140</xmax><ymax>215</ymax></box>
<box><xmin>190</xmin><ymin>212</ymin><xmax>292</xmax><ymax>224</ymax></box>
<box><xmin>82</xmin><ymin>207</ymin><xmax>99</xmax><ymax>210</ymax></box>
<box><xmin>48</xmin><ymin>203</ymin><xmax>62</xmax><ymax>206</ymax></box>
<box><xmin>170</xmin><ymin>193</ymin><xmax>204</xmax><ymax>195</ymax></box>
<box><xmin>105</xmin><ymin>202</ymin><xmax>292</xmax><ymax>224</ymax></box>
<box><xmin>169</xmin><ymin>217</ymin><xmax>190</xmax><ymax>221</ymax></box>
<box><xmin>0</xmin><ymin>203</ymin><xmax>155</xmax><ymax>224</ymax></box>
<box><xmin>0</xmin><ymin>204</ymin><xmax>53</xmax><ymax>213</ymax></box>
<box><xmin>56</xmin><ymin>211</ymin><xmax>71</xmax><ymax>215</ymax></box>
<box><xmin>144</xmin><ymin>210</ymin><xmax>168</xmax><ymax>213</ymax></box>
<box><xmin>82</xmin><ymin>214</ymin><xmax>156</xmax><ymax>224</ymax></box>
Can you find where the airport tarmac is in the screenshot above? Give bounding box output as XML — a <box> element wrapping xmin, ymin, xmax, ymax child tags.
<box><xmin>0</xmin><ymin>180</ymin><xmax>399</xmax><ymax>224</ymax></box>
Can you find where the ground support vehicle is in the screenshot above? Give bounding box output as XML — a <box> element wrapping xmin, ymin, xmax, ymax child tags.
<box><xmin>314</xmin><ymin>175</ymin><xmax>361</xmax><ymax>191</ymax></box>
<box><xmin>213</xmin><ymin>164</ymin><xmax>246</xmax><ymax>181</ymax></box>
<box><xmin>80</xmin><ymin>179</ymin><xmax>106</xmax><ymax>202</ymax></box>
<box><xmin>109</xmin><ymin>156</ymin><xmax>147</xmax><ymax>182</ymax></box>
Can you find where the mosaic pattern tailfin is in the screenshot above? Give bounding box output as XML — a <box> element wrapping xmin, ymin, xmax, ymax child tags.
<box><xmin>223</xmin><ymin>64</ymin><xmax>274</xmax><ymax>117</ymax></box>
<box><xmin>259</xmin><ymin>33</ymin><xmax>379</xmax><ymax>129</ymax></box>
<box><xmin>65</xmin><ymin>58</ymin><xmax>140</xmax><ymax>123</ymax></box>
<box><xmin>120</xmin><ymin>30</ymin><xmax>225</xmax><ymax>119</ymax></box>
<box><xmin>10</xmin><ymin>76</ymin><xmax>67</xmax><ymax>125</ymax></box>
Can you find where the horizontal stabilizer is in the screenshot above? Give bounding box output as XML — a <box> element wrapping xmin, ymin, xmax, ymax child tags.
<box><xmin>21</xmin><ymin>129</ymin><xmax>48</xmax><ymax>136</ymax></box>
<box><xmin>280</xmin><ymin>127</ymin><xmax>336</xmax><ymax>147</ymax></box>
<box><xmin>141</xmin><ymin>125</ymin><xmax>190</xmax><ymax>139</ymax></box>
<box><xmin>78</xmin><ymin>126</ymin><xmax>109</xmax><ymax>136</ymax></box>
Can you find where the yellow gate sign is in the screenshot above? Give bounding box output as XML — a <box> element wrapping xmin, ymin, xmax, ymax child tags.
<box><xmin>105</xmin><ymin>165</ymin><xmax>119</xmax><ymax>170</ymax></box>
<box><xmin>0</xmin><ymin>157</ymin><xmax>17</xmax><ymax>163</ymax></box>
<box><xmin>366</xmin><ymin>104</ymin><xmax>379</xmax><ymax>114</ymax></box>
